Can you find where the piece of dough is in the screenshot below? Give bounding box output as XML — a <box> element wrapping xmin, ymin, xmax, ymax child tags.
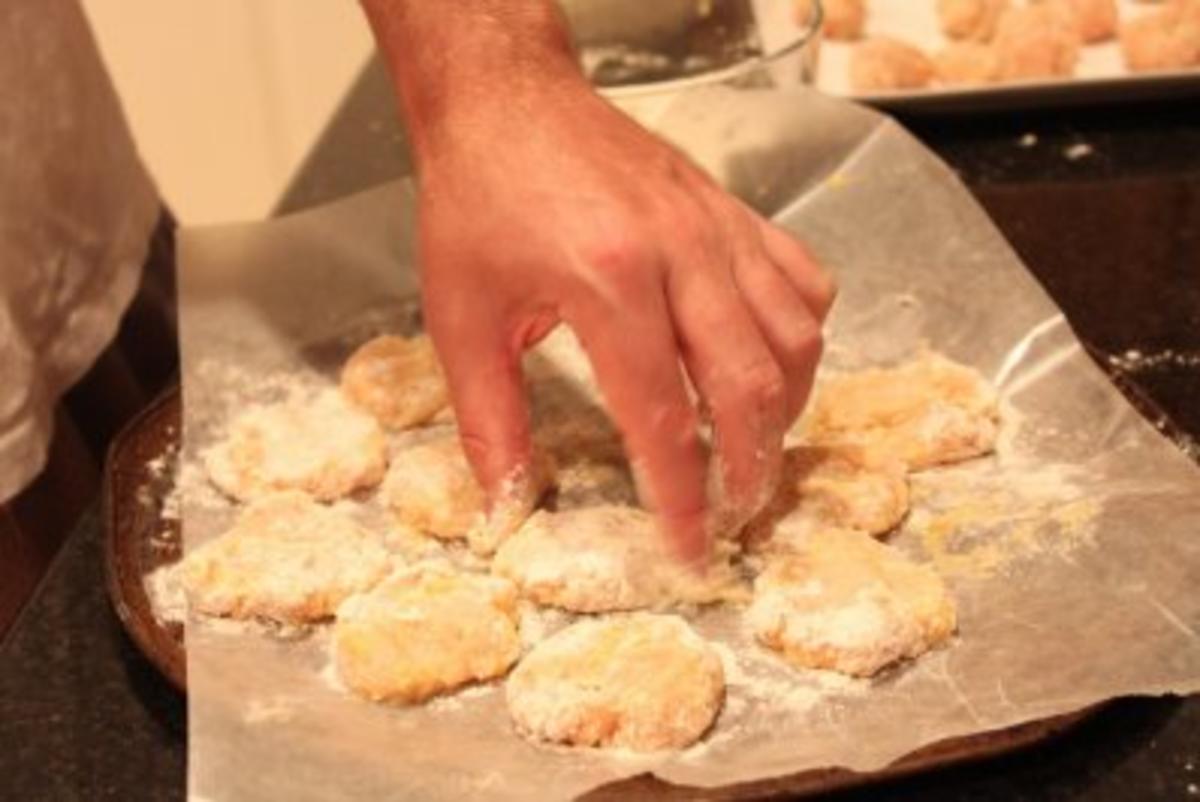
<box><xmin>340</xmin><ymin>334</ymin><xmax>449</xmax><ymax>430</ymax></box>
<box><xmin>380</xmin><ymin>436</ymin><xmax>482</xmax><ymax>540</ymax></box>
<box><xmin>747</xmin><ymin>529</ymin><xmax>957</xmax><ymax>677</ymax></box>
<box><xmin>1119</xmin><ymin>3</ymin><xmax>1200</xmax><ymax>71</ymax></box>
<box><xmin>815</xmin><ymin>0</ymin><xmax>866</xmax><ymax>40</ymax></box>
<box><xmin>204</xmin><ymin>389</ymin><xmax>387</xmax><ymax>502</ymax></box>
<box><xmin>935</xmin><ymin>42</ymin><xmax>1002</xmax><ymax>86</ymax></box>
<box><xmin>850</xmin><ymin>37</ymin><xmax>935</xmax><ymax>92</ymax></box>
<box><xmin>493</xmin><ymin>506</ymin><xmax>743</xmax><ymax>613</ymax></box>
<box><xmin>800</xmin><ymin>352</ymin><xmax>999</xmax><ymax>471</ymax></box>
<box><xmin>506</xmin><ymin>613</ymin><xmax>725</xmax><ymax>751</ymax></box>
<box><xmin>180</xmin><ymin>490</ymin><xmax>392</xmax><ymax>623</ymax></box>
<box><xmin>937</xmin><ymin>0</ymin><xmax>1009</xmax><ymax>41</ymax></box>
<box><xmin>993</xmin><ymin>5</ymin><xmax>1082</xmax><ymax>81</ymax></box>
<box><xmin>380</xmin><ymin>435</ymin><xmax>552</xmax><ymax>555</ymax></box>
<box><xmin>1041</xmin><ymin>0</ymin><xmax>1119</xmax><ymax>42</ymax></box>
<box><xmin>748</xmin><ymin>445</ymin><xmax>910</xmax><ymax>552</ymax></box>
<box><xmin>334</xmin><ymin>565</ymin><xmax>521</xmax><ymax>704</ymax></box>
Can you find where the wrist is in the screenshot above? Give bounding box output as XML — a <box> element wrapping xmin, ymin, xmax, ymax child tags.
<box><xmin>362</xmin><ymin>0</ymin><xmax>587</xmax><ymax>167</ymax></box>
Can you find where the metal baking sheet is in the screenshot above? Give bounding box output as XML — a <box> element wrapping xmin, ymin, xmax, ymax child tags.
<box><xmin>796</xmin><ymin>0</ymin><xmax>1200</xmax><ymax>111</ymax></box>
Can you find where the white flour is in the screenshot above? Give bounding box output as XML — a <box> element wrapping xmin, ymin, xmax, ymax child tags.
<box><xmin>143</xmin><ymin>562</ymin><xmax>187</xmax><ymax>625</ymax></box>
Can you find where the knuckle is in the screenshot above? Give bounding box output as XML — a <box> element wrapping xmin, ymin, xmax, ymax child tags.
<box><xmin>455</xmin><ymin>428</ymin><xmax>495</xmax><ymax>474</ymax></box>
<box><xmin>578</xmin><ymin>229</ymin><xmax>651</xmax><ymax>290</ymax></box>
<box><xmin>457</xmin><ymin>423</ymin><xmax>528</xmax><ymax>477</ymax></box>
<box><xmin>782</xmin><ymin>316</ymin><xmax>824</xmax><ymax>362</ymax></box>
<box><xmin>731</xmin><ymin>358</ymin><xmax>787</xmax><ymax>413</ymax></box>
<box><xmin>642</xmin><ymin>399</ymin><xmax>701</xmax><ymax>448</ymax></box>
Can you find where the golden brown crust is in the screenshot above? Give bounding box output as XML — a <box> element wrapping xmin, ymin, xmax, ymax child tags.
<box><xmin>181</xmin><ymin>491</ymin><xmax>392</xmax><ymax>623</ymax></box>
<box><xmin>334</xmin><ymin>565</ymin><xmax>521</xmax><ymax>704</ymax></box>
<box><xmin>340</xmin><ymin>335</ymin><xmax>449</xmax><ymax>430</ymax></box>
<box><xmin>800</xmin><ymin>352</ymin><xmax>999</xmax><ymax>471</ymax></box>
<box><xmin>748</xmin><ymin>529</ymin><xmax>957</xmax><ymax>677</ymax></box>
<box><xmin>506</xmin><ymin>614</ymin><xmax>725</xmax><ymax>751</ymax></box>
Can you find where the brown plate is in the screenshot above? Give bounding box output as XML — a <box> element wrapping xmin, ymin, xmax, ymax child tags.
<box><xmin>103</xmin><ymin>384</ymin><xmax>185</xmax><ymax>690</ymax></box>
<box><xmin>102</xmin><ymin>384</ymin><xmax>1098</xmax><ymax>797</ymax></box>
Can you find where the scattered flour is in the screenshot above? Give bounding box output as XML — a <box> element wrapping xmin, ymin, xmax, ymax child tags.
<box><xmin>244</xmin><ymin>696</ymin><xmax>300</xmax><ymax>725</ymax></box>
<box><xmin>427</xmin><ymin>682</ymin><xmax>500</xmax><ymax>714</ymax></box>
<box><xmin>143</xmin><ymin>562</ymin><xmax>187</xmax><ymax>625</ymax></box>
<box><xmin>1063</xmin><ymin>141</ymin><xmax>1094</xmax><ymax>161</ymax></box>
<box><xmin>907</xmin><ymin>460</ymin><xmax>1100</xmax><ymax>580</ymax></box>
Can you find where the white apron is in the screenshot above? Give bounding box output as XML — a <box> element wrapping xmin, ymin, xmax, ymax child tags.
<box><xmin>0</xmin><ymin>0</ymin><xmax>158</xmax><ymax>503</ymax></box>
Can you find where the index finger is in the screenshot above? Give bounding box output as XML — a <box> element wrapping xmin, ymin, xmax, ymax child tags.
<box><xmin>563</xmin><ymin>281</ymin><xmax>710</xmax><ymax>565</ymax></box>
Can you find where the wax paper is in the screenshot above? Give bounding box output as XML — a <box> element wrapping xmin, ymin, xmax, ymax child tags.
<box><xmin>177</xmin><ymin>87</ymin><xmax>1200</xmax><ymax>801</ymax></box>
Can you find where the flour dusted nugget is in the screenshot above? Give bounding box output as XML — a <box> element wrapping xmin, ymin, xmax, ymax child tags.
<box><xmin>493</xmin><ymin>507</ymin><xmax>742</xmax><ymax>613</ymax></box>
<box><xmin>1041</xmin><ymin>0</ymin><xmax>1119</xmax><ymax>43</ymax></box>
<box><xmin>334</xmin><ymin>565</ymin><xmax>520</xmax><ymax>704</ymax></box>
<box><xmin>748</xmin><ymin>529</ymin><xmax>956</xmax><ymax>677</ymax></box>
<box><xmin>850</xmin><ymin>37</ymin><xmax>935</xmax><ymax>92</ymax></box>
<box><xmin>749</xmin><ymin>446</ymin><xmax>909</xmax><ymax>552</ymax></box>
<box><xmin>340</xmin><ymin>334</ymin><xmax>448</xmax><ymax>430</ymax></box>
<box><xmin>993</xmin><ymin>5</ymin><xmax>1082</xmax><ymax>81</ymax></box>
<box><xmin>381</xmin><ymin>435</ymin><xmax>552</xmax><ymax>555</ymax></box>
<box><xmin>507</xmin><ymin>614</ymin><xmax>724</xmax><ymax>751</ymax></box>
<box><xmin>935</xmin><ymin>42</ymin><xmax>1001</xmax><ymax>86</ymax></box>
<box><xmin>204</xmin><ymin>389</ymin><xmax>387</xmax><ymax>502</ymax></box>
<box><xmin>812</xmin><ymin>0</ymin><xmax>866</xmax><ymax>40</ymax></box>
<box><xmin>937</xmin><ymin>0</ymin><xmax>1009</xmax><ymax>41</ymax></box>
<box><xmin>1120</xmin><ymin>3</ymin><xmax>1200</xmax><ymax>72</ymax></box>
<box><xmin>802</xmin><ymin>352</ymin><xmax>999</xmax><ymax>471</ymax></box>
<box><xmin>383</xmin><ymin>436</ymin><xmax>483</xmax><ymax>539</ymax></box>
<box><xmin>181</xmin><ymin>491</ymin><xmax>391</xmax><ymax>623</ymax></box>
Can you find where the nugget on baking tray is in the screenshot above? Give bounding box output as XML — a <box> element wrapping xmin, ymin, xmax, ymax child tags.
<box><xmin>993</xmin><ymin>5</ymin><xmax>1082</xmax><ymax>80</ymax></box>
<box><xmin>747</xmin><ymin>445</ymin><xmax>910</xmax><ymax>552</ymax></box>
<box><xmin>181</xmin><ymin>490</ymin><xmax>392</xmax><ymax>624</ymax></box>
<box><xmin>340</xmin><ymin>334</ymin><xmax>449</xmax><ymax>430</ymax></box>
<box><xmin>333</xmin><ymin>564</ymin><xmax>521</xmax><ymax>704</ymax></box>
<box><xmin>506</xmin><ymin>613</ymin><xmax>725</xmax><ymax>751</ymax></box>
<box><xmin>934</xmin><ymin>42</ymin><xmax>1002</xmax><ymax>86</ymax></box>
<box><xmin>937</xmin><ymin>0</ymin><xmax>1009</xmax><ymax>42</ymax></box>
<box><xmin>381</xmin><ymin>434</ymin><xmax>553</xmax><ymax>555</ymax></box>
<box><xmin>800</xmin><ymin>352</ymin><xmax>1000</xmax><ymax>471</ymax></box>
<box><xmin>1041</xmin><ymin>0</ymin><xmax>1119</xmax><ymax>43</ymax></box>
<box><xmin>204</xmin><ymin>389</ymin><xmax>387</xmax><ymax>502</ymax></box>
<box><xmin>1119</xmin><ymin>1</ymin><xmax>1200</xmax><ymax>72</ymax></box>
<box><xmin>798</xmin><ymin>0</ymin><xmax>866</xmax><ymax>41</ymax></box>
<box><xmin>747</xmin><ymin>528</ymin><xmax>957</xmax><ymax>677</ymax></box>
<box><xmin>850</xmin><ymin>37</ymin><xmax>935</xmax><ymax>92</ymax></box>
<box><xmin>493</xmin><ymin>506</ymin><xmax>744</xmax><ymax>613</ymax></box>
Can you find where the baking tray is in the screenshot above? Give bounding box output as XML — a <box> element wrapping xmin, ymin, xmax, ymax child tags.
<box><xmin>801</xmin><ymin>0</ymin><xmax>1200</xmax><ymax>112</ymax></box>
<box><xmin>104</xmin><ymin>385</ymin><xmax>185</xmax><ymax>690</ymax></box>
<box><xmin>103</xmin><ymin>383</ymin><xmax>1100</xmax><ymax>798</ymax></box>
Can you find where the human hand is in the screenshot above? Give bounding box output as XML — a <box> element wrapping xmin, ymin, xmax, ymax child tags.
<box><xmin>364</xmin><ymin>1</ymin><xmax>835</xmax><ymax>562</ymax></box>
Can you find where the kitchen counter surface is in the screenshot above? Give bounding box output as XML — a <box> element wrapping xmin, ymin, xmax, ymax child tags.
<box><xmin>2</xmin><ymin>66</ymin><xmax>1198</xmax><ymax>801</ymax></box>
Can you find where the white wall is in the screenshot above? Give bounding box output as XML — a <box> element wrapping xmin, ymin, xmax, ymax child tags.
<box><xmin>81</xmin><ymin>2</ymin><xmax>375</xmax><ymax>225</ymax></box>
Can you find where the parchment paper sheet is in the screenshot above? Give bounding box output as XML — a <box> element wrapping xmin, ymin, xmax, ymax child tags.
<box><xmin>178</xmin><ymin>88</ymin><xmax>1200</xmax><ymax>801</ymax></box>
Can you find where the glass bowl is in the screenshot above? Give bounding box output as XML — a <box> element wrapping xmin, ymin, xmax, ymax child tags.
<box><xmin>561</xmin><ymin>0</ymin><xmax>823</xmax><ymax>108</ymax></box>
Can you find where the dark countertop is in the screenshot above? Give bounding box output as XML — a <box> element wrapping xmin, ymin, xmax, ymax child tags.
<box><xmin>3</xmin><ymin>62</ymin><xmax>1199</xmax><ymax>801</ymax></box>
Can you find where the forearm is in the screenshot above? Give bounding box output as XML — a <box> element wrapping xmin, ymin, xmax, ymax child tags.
<box><xmin>360</xmin><ymin>0</ymin><xmax>583</xmax><ymax>164</ymax></box>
